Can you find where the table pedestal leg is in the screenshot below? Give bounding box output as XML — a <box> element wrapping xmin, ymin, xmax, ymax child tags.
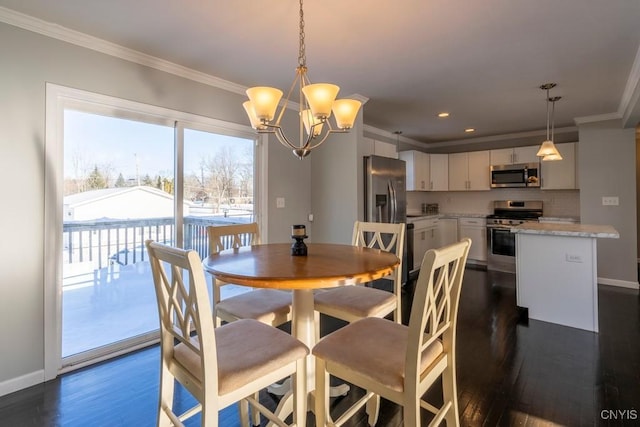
<box><xmin>268</xmin><ymin>289</ymin><xmax>350</xmax><ymax>426</ymax></box>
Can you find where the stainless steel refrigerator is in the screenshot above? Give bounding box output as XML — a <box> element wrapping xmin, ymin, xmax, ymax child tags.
<box><xmin>364</xmin><ymin>155</ymin><xmax>413</xmax><ymax>286</ymax></box>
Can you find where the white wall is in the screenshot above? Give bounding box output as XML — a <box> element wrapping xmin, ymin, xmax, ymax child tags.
<box><xmin>0</xmin><ymin>22</ymin><xmax>311</xmax><ymax>394</ymax></box>
<box><xmin>578</xmin><ymin>119</ymin><xmax>637</xmax><ymax>286</ymax></box>
<box><xmin>309</xmin><ymin>113</ymin><xmax>363</xmax><ymax>244</ymax></box>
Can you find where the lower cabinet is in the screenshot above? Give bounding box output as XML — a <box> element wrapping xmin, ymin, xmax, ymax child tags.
<box><xmin>412</xmin><ymin>218</ymin><xmax>439</xmax><ymax>270</ymax></box>
<box><xmin>457</xmin><ymin>217</ymin><xmax>487</xmax><ymax>262</ymax></box>
<box><xmin>439</xmin><ymin>218</ymin><xmax>458</xmax><ymax>246</ymax></box>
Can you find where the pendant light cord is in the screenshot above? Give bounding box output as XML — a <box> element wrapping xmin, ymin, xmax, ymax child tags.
<box><xmin>550</xmin><ymin>98</ymin><xmax>555</xmax><ymax>141</ymax></box>
<box><xmin>545</xmin><ymin>87</ymin><xmax>551</xmax><ymax>141</ymax></box>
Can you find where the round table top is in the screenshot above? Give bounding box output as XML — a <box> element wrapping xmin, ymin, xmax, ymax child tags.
<box><xmin>203</xmin><ymin>242</ymin><xmax>400</xmax><ymax>290</ymax></box>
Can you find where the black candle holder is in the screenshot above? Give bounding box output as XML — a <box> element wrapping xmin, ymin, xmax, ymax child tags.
<box><xmin>291</xmin><ymin>224</ymin><xmax>308</xmax><ymax>256</ymax></box>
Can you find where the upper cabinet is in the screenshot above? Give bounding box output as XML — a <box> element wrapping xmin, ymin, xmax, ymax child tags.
<box><xmin>399</xmin><ymin>151</ymin><xmax>449</xmax><ymax>191</ymax></box>
<box><xmin>449</xmin><ymin>150</ymin><xmax>491</xmax><ymax>191</ymax></box>
<box><xmin>541</xmin><ymin>142</ymin><xmax>578</xmax><ymax>190</ymax></box>
<box><xmin>429</xmin><ymin>154</ymin><xmax>449</xmax><ymax>191</ymax></box>
<box><xmin>363</xmin><ymin>137</ymin><xmax>398</xmax><ymax>159</ymax></box>
<box><xmin>490</xmin><ymin>146</ymin><xmax>540</xmax><ymax>165</ymax></box>
<box><xmin>399</xmin><ymin>150</ymin><xmax>429</xmax><ymax>191</ymax></box>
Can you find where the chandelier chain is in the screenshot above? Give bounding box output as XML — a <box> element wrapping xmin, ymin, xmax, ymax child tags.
<box><xmin>298</xmin><ymin>0</ymin><xmax>306</xmax><ymax>68</ymax></box>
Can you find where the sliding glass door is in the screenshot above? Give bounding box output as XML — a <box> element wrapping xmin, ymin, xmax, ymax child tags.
<box><xmin>47</xmin><ymin>85</ymin><xmax>260</xmax><ymax>373</ymax></box>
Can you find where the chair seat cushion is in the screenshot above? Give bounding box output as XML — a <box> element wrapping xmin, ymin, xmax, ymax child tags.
<box><xmin>174</xmin><ymin>319</ymin><xmax>308</xmax><ymax>396</ymax></box>
<box><xmin>314</xmin><ymin>286</ymin><xmax>396</xmax><ymax>320</ymax></box>
<box><xmin>312</xmin><ymin>317</ymin><xmax>443</xmax><ymax>392</ymax></box>
<box><xmin>216</xmin><ymin>289</ymin><xmax>291</xmax><ymax>324</ymax></box>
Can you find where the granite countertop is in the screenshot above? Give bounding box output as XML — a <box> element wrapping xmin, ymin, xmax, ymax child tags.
<box><xmin>511</xmin><ymin>222</ymin><xmax>619</xmax><ymax>238</ymax></box>
<box><xmin>406</xmin><ymin>214</ymin><xmax>440</xmax><ymax>222</ymax></box>
<box><xmin>442</xmin><ymin>212</ymin><xmax>488</xmax><ymax>218</ymax></box>
<box><xmin>406</xmin><ymin>212</ymin><xmax>488</xmax><ymax>221</ymax></box>
<box><xmin>538</xmin><ymin>216</ymin><xmax>580</xmax><ymax>223</ymax></box>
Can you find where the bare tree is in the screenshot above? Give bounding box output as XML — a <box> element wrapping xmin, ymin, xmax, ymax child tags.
<box><xmin>236</xmin><ymin>146</ymin><xmax>254</xmax><ymax>203</ymax></box>
<box><xmin>204</xmin><ymin>147</ymin><xmax>239</xmax><ymax>213</ymax></box>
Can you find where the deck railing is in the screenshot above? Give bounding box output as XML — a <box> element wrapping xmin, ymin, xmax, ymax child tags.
<box><xmin>62</xmin><ymin>216</ymin><xmax>250</xmax><ymax>270</ymax></box>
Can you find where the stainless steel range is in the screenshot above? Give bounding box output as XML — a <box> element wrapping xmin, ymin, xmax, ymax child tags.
<box><xmin>486</xmin><ymin>200</ymin><xmax>543</xmax><ymax>273</ymax></box>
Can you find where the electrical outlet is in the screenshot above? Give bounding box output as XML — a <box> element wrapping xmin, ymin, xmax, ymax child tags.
<box><xmin>602</xmin><ymin>196</ymin><xmax>619</xmax><ymax>206</ymax></box>
<box><xmin>308</xmin><ymin>213</ymin><xmax>314</xmax><ymax>222</ymax></box>
<box><xmin>276</xmin><ymin>197</ymin><xmax>285</xmax><ymax>208</ymax></box>
<box><xmin>566</xmin><ymin>254</ymin><xmax>583</xmax><ymax>263</ymax></box>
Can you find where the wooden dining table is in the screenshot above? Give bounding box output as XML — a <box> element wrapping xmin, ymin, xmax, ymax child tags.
<box><xmin>203</xmin><ymin>242</ymin><xmax>400</xmax><ymax>426</ymax></box>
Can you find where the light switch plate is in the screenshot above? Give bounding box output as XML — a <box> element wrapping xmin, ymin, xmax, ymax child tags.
<box><xmin>276</xmin><ymin>197</ymin><xmax>285</xmax><ymax>208</ymax></box>
<box><xmin>602</xmin><ymin>196</ymin><xmax>619</xmax><ymax>206</ymax></box>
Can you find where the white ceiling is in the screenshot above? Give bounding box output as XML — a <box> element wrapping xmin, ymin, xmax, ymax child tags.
<box><xmin>2</xmin><ymin>0</ymin><xmax>640</xmax><ymax>148</ymax></box>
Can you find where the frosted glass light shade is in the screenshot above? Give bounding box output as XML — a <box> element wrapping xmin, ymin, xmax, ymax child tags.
<box><xmin>302</xmin><ymin>83</ymin><xmax>339</xmax><ymax>119</ymax></box>
<box><xmin>542</xmin><ymin>152</ymin><xmax>563</xmax><ymax>161</ymax></box>
<box><xmin>242</xmin><ymin>101</ymin><xmax>266</xmax><ymax>130</ymax></box>
<box><xmin>246</xmin><ymin>87</ymin><xmax>283</xmax><ymax>121</ymax></box>
<box><xmin>536</xmin><ymin>140</ymin><xmax>561</xmax><ymax>157</ymax></box>
<box><xmin>301</xmin><ymin>109</ymin><xmax>324</xmax><ymax>136</ymax></box>
<box><xmin>332</xmin><ymin>99</ymin><xmax>362</xmax><ymax>129</ymax></box>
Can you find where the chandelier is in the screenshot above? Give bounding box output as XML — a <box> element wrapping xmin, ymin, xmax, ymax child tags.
<box><xmin>242</xmin><ymin>0</ymin><xmax>362</xmax><ymax>159</ymax></box>
<box><xmin>536</xmin><ymin>83</ymin><xmax>563</xmax><ymax>161</ymax></box>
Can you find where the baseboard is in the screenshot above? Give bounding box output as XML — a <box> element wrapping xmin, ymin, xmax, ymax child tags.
<box><xmin>599</xmin><ymin>277</ymin><xmax>640</xmax><ymax>290</ymax></box>
<box><xmin>0</xmin><ymin>370</ymin><xmax>44</xmax><ymax>397</ymax></box>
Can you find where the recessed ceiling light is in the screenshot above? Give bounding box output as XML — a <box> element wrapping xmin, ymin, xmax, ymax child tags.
<box><xmin>465</xmin><ymin>128</ymin><xmax>475</xmax><ymax>133</ymax></box>
<box><xmin>437</xmin><ymin>112</ymin><xmax>450</xmax><ymax>118</ymax></box>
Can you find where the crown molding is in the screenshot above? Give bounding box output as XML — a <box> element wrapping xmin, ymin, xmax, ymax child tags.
<box><xmin>362</xmin><ymin>125</ymin><xmax>424</xmax><ymax>148</ymax></box>
<box><xmin>0</xmin><ymin>6</ymin><xmax>247</xmax><ymax>96</ymax></box>
<box><xmin>619</xmin><ymin>41</ymin><xmax>640</xmax><ymax>127</ymax></box>
<box><xmin>424</xmin><ymin>126</ymin><xmax>578</xmax><ymax>149</ymax></box>
<box><xmin>573</xmin><ymin>112</ymin><xmax>622</xmax><ymax>125</ymax></box>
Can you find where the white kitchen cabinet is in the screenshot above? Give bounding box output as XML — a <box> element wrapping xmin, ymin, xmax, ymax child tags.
<box><xmin>399</xmin><ymin>150</ymin><xmax>430</xmax><ymax>191</ymax></box>
<box><xmin>457</xmin><ymin>217</ymin><xmax>486</xmax><ymax>262</ymax></box>
<box><xmin>363</xmin><ymin>137</ymin><xmax>398</xmax><ymax>159</ymax></box>
<box><xmin>490</xmin><ymin>146</ymin><xmax>540</xmax><ymax>165</ymax></box>
<box><xmin>439</xmin><ymin>218</ymin><xmax>458</xmax><ymax>246</ymax></box>
<box><xmin>429</xmin><ymin>154</ymin><xmax>449</xmax><ymax>191</ymax></box>
<box><xmin>541</xmin><ymin>142</ymin><xmax>578</xmax><ymax>190</ymax></box>
<box><xmin>412</xmin><ymin>217</ymin><xmax>439</xmax><ymax>270</ymax></box>
<box><xmin>375</xmin><ymin>140</ymin><xmax>398</xmax><ymax>159</ymax></box>
<box><xmin>449</xmin><ymin>150</ymin><xmax>491</xmax><ymax>191</ymax></box>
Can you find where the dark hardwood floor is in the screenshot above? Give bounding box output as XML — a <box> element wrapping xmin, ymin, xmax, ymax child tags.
<box><xmin>1</xmin><ymin>268</ymin><xmax>638</xmax><ymax>426</ymax></box>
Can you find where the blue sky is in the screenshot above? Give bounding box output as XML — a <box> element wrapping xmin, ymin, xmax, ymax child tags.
<box><xmin>63</xmin><ymin>110</ymin><xmax>252</xmax><ymax>180</ymax></box>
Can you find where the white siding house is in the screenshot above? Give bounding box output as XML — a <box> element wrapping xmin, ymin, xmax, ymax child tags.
<box><xmin>64</xmin><ymin>186</ymin><xmax>190</xmax><ymax>220</ymax></box>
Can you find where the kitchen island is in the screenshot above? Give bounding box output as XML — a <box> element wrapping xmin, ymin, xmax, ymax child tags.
<box><xmin>511</xmin><ymin>222</ymin><xmax>619</xmax><ymax>332</ymax></box>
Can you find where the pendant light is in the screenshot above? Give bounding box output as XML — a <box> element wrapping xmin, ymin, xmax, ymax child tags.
<box><xmin>243</xmin><ymin>0</ymin><xmax>362</xmax><ymax>159</ymax></box>
<box><xmin>536</xmin><ymin>83</ymin><xmax>563</xmax><ymax>160</ymax></box>
<box><xmin>542</xmin><ymin>96</ymin><xmax>563</xmax><ymax>161</ymax></box>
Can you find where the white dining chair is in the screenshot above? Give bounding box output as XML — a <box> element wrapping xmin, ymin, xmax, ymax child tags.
<box><xmin>207</xmin><ymin>223</ymin><xmax>292</xmax><ymax>328</ymax></box>
<box><xmin>313</xmin><ymin>238</ymin><xmax>471</xmax><ymax>427</ymax></box>
<box><xmin>314</xmin><ymin>221</ymin><xmax>406</xmax><ymax>324</ymax></box>
<box><xmin>146</xmin><ymin>240</ymin><xmax>308</xmax><ymax>427</ymax></box>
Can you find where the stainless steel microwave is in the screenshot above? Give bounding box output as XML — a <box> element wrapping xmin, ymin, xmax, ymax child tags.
<box><xmin>490</xmin><ymin>163</ymin><xmax>540</xmax><ymax>188</ymax></box>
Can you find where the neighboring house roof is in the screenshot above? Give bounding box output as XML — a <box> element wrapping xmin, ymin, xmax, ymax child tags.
<box><xmin>64</xmin><ymin>186</ymin><xmax>175</xmax><ymax>207</ymax></box>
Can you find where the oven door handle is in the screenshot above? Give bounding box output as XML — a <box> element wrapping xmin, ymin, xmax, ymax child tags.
<box><xmin>486</xmin><ymin>225</ymin><xmax>513</xmax><ymax>230</ymax></box>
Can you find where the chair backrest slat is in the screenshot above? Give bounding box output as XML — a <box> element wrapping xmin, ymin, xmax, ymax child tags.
<box><xmin>206</xmin><ymin>223</ymin><xmax>261</xmax><ymax>305</ymax></box>
<box><xmin>208</xmin><ymin>223</ymin><xmax>260</xmax><ymax>255</ymax></box>
<box><xmin>146</xmin><ymin>240</ymin><xmax>218</xmax><ymax>394</ymax></box>
<box><xmin>351</xmin><ymin>221</ymin><xmax>406</xmax><ymax>322</ymax></box>
<box><xmin>405</xmin><ymin>238</ymin><xmax>471</xmax><ymax>391</ymax></box>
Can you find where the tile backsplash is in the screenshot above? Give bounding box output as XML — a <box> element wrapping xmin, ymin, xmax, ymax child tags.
<box><xmin>407</xmin><ymin>189</ymin><xmax>580</xmax><ymax>218</ymax></box>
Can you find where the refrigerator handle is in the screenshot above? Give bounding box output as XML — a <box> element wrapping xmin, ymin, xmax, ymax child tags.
<box><xmin>388</xmin><ymin>180</ymin><xmax>397</xmax><ymax>223</ymax></box>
